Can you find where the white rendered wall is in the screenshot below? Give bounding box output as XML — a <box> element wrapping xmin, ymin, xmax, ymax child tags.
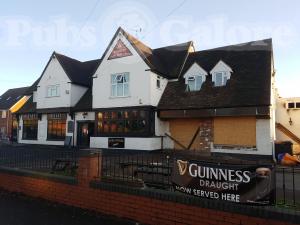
<box><xmin>276</xmin><ymin>97</ymin><xmax>300</xmax><ymax>143</ymax></box>
<box><xmin>90</xmin><ymin>136</ymin><xmax>163</xmax><ymax>150</ymax></box>
<box><xmin>70</xmin><ymin>85</ymin><xmax>88</xmax><ymax>107</ymax></box>
<box><xmin>150</xmin><ymin>73</ymin><xmax>168</xmax><ymax>106</ymax></box>
<box><xmin>36</xmin><ymin>57</ymin><xmax>87</xmax><ymax>109</ymax></box>
<box><xmin>36</xmin><ymin>57</ymin><xmax>72</xmax><ymax>109</ymax></box>
<box><xmin>18</xmin><ymin>114</ymin><xmax>64</xmax><ymax>146</ymax></box>
<box><xmin>92</xmin><ymin>32</ymin><xmax>152</xmax><ymax>108</ymax></box>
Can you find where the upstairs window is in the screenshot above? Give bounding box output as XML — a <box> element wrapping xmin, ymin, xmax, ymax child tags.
<box><xmin>183</xmin><ymin>63</ymin><xmax>207</xmax><ymax>92</ymax></box>
<box><xmin>47</xmin><ymin>85</ymin><xmax>60</xmax><ymax>97</ymax></box>
<box><xmin>214</xmin><ymin>72</ymin><xmax>228</xmax><ymax>87</ymax></box>
<box><xmin>186</xmin><ymin>75</ymin><xmax>204</xmax><ymax>91</ymax></box>
<box><xmin>111</xmin><ymin>73</ymin><xmax>129</xmax><ymax>97</ymax></box>
<box><xmin>156</xmin><ymin>76</ymin><xmax>161</xmax><ymax>89</ymax></box>
<box><xmin>210</xmin><ymin>60</ymin><xmax>233</xmax><ymax>87</ymax></box>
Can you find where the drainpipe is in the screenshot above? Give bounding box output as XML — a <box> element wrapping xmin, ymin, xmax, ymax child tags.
<box><xmin>73</xmin><ymin>113</ymin><xmax>76</xmax><ymax>148</ymax></box>
<box><xmin>6</xmin><ymin>110</ymin><xmax>10</xmax><ymax>141</ymax></box>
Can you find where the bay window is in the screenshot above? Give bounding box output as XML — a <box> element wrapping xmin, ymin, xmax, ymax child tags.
<box><xmin>97</xmin><ymin>108</ymin><xmax>154</xmax><ymax>136</ymax></box>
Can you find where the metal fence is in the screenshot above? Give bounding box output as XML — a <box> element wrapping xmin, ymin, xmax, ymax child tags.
<box><xmin>276</xmin><ymin>166</ymin><xmax>300</xmax><ymax>208</ymax></box>
<box><xmin>0</xmin><ymin>147</ymin><xmax>78</xmax><ymax>176</ymax></box>
<box><xmin>0</xmin><ymin>147</ymin><xmax>299</xmax><ymax>209</ymax></box>
<box><xmin>101</xmin><ymin>151</ymin><xmax>173</xmax><ymax>189</ymax></box>
<box><xmin>100</xmin><ymin>151</ymin><xmax>300</xmax><ymax>210</ymax></box>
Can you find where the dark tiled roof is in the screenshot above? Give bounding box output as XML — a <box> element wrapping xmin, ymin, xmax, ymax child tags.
<box><xmin>16</xmin><ymin>96</ymin><xmax>36</xmax><ymax>114</ymax></box>
<box><xmin>103</xmin><ymin>27</ymin><xmax>191</xmax><ymax>79</ymax></box>
<box><xmin>0</xmin><ymin>87</ymin><xmax>29</xmax><ymax>110</ymax></box>
<box><xmin>25</xmin><ymin>53</ymin><xmax>101</xmax><ymax>95</ymax></box>
<box><xmin>73</xmin><ymin>88</ymin><xmax>92</xmax><ymax>112</ymax></box>
<box><xmin>25</xmin><ymin>76</ymin><xmax>41</xmax><ymax>95</ymax></box>
<box><xmin>55</xmin><ymin>53</ymin><xmax>101</xmax><ymax>87</ymax></box>
<box><xmin>158</xmin><ymin>39</ymin><xmax>273</xmax><ymax>110</ymax></box>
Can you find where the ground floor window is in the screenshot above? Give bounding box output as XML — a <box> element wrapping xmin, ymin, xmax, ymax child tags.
<box><xmin>47</xmin><ymin>113</ymin><xmax>67</xmax><ymax>140</ymax></box>
<box><xmin>22</xmin><ymin>114</ymin><xmax>38</xmax><ymax>140</ymax></box>
<box><xmin>214</xmin><ymin>116</ymin><xmax>256</xmax><ymax>147</ymax></box>
<box><xmin>96</xmin><ymin>108</ymin><xmax>154</xmax><ymax>136</ymax></box>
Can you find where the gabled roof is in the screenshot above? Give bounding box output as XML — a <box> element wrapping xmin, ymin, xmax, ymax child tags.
<box><xmin>25</xmin><ymin>53</ymin><xmax>101</xmax><ymax>95</ymax></box>
<box><xmin>158</xmin><ymin>39</ymin><xmax>273</xmax><ymax>110</ymax></box>
<box><xmin>0</xmin><ymin>87</ymin><xmax>29</xmax><ymax>110</ymax></box>
<box><xmin>73</xmin><ymin>88</ymin><xmax>92</xmax><ymax>112</ymax></box>
<box><xmin>100</xmin><ymin>27</ymin><xmax>192</xmax><ymax>79</ymax></box>
<box><xmin>55</xmin><ymin>53</ymin><xmax>101</xmax><ymax>87</ymax></box>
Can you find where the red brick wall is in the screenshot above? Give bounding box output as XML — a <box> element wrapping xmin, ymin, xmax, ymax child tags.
<box><xmin>0</xmin><ymin>110</ymin><xmax>12</xmax><ymax>139</ymax></box>
<box><xmin>0</xmin><ymin>155</ymin><xmax>296</xmax><ymax>225</ymax></box>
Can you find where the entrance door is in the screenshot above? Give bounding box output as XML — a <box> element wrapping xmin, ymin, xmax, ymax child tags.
<box><xmin>77</xmin><ymin>122</ymin><xmax>94</xmax><ymax>147</ymax></box>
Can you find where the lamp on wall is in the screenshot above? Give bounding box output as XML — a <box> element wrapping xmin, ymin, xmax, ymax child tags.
<box><xmin>289</xmin><ymin>117</ymin><xmax>293</xmax><ymax>126</ymax></box>
<box><xmin>82</xmin><ymin>112</ymin><xmax>88</xmax><ymax>119</ymax></box>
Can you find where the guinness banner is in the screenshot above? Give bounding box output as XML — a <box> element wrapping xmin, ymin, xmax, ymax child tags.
<box><xmin>172</xmin><ymin>159</ymin><xmax>275</xmax><ymax>205</ymax></box>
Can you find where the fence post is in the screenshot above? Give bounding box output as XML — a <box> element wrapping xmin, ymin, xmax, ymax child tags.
<box><xmin>77</xmin><ymin>151</ymin><xmax>101</xmax><ymax>187</ymax></box>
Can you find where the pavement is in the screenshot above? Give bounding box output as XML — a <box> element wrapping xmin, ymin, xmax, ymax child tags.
<box><xmin>0</xmin><ymin>189</ymin><xmax>136</xmax><ymax>225</ymax></box>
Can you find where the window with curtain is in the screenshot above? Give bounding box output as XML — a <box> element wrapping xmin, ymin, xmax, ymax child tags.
<box><xmin>214</xmin><ymin>72</ymin><xmax>228</xmax><ymax>87</ymax></box>
<box><xmin>111</xmin><ymin>73</ymin><xmax>129</xmax><ymax>97</ymax></box>
<box><xmin>186</xmin><ymin>75</ymin><xmax>203</xmax><ymax>91</ymax></box>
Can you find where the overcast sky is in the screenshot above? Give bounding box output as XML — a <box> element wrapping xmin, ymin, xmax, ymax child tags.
<box><xmin>0</xmin><ymin>0</ymin><xmax>299</xmax><ymax>97</ymax></box>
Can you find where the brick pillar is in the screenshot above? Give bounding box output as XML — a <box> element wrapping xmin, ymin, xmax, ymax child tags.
<box><xmin>77</xmin><ymin>152</ymin><xmax>101</xmax><ymax>187</ymax></box>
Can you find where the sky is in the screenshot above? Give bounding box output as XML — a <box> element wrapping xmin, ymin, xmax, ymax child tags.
<box><xmin>0</xmin><ymin>0</ymin><xmax>299</xmax><ymax>97</ymax></box>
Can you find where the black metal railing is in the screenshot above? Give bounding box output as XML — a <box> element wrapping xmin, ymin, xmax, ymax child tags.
<box><xmin>276</xmin><ymin>166</ymin><xmax>300</xmax><ymax>209</ymax></box>
<box><xmin>0</xmin><ymin>147</ymin><xmax>299</xmax><ymax>210</ymax></box>
<box><xmin>0</xmin><ymin>147</ymin><xmax>78</xmax><ymax>176</ymax></box>
<box><xmin>101</xmin><ymin>151</ymin><xmax>173</xmax><ymax>190</ymax></box>
<box><xmin>101</xmin><ymin>151</ymin><xmax>300</xmax><ymax>210</ymax></box>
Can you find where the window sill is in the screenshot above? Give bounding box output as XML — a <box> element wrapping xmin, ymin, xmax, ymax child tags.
<box><xmin>109</xmin><ymin>95</ymin><xmax>131</xmax><ymax>99</ymax></box>
<box><xmin>45</xmin><ymin>96</ymin><xmax>60</xmax><ymax>98</ymax></box>
<box><xmin>46</xmin><ymin>139</ymin><xmax>65</xmax><ymax>141</ymax></box>
<box><xmin>22</xmin><ymin>138</ymin><xmax>38</xmax><ymax>141</ymax></box>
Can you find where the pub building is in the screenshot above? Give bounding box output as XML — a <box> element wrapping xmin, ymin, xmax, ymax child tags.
<box><xmin>16</xmin><ymin>27</ymin><xmax>275</xmax><ymax>158</ymax></box>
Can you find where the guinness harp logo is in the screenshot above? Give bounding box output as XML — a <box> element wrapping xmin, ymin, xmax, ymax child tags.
<box><xmin>177</xmin><ymin>160</ymin><xmax>188</xmax><ymax>175</ymax></box>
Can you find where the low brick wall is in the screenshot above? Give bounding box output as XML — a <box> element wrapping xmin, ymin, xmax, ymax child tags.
<box><xmin>0</xmin><ymin>153</ymin><xmax>298</xmax><ymax>225</ymax></box>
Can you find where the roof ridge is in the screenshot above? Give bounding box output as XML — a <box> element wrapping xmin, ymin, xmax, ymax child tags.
<box><xmin>192</xmin><ymin>38</ymin><xmax>272</xmax><ymax>53</ymax></box>
<box><xmin>153</xmin><ymin>41</ymin><xmax>193</xmax><ymax>51</ymax></box>
<box><xmin>54</xmin><ymin>52</ymin><xmax>83</xmax><ymax>63</ymax></box>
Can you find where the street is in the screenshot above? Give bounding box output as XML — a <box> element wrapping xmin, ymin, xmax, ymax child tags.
<box><xmin>0</xmin><ymin>189</ymin><xmax>135</xmax><ymax>225</ymax></box>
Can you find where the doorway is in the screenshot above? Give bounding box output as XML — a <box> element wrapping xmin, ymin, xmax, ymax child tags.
<box><xmin>77</xmin><ymin>122</ymin><xmax>94</xmax><ymax>147</ymax></box>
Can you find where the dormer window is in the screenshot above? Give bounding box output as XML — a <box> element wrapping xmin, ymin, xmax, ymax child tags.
<box><xmin>183</xmin><ymin>63</ymin><xmax>208</xmax><ymax>92</ymax></box>
<box><xmin>186</xmin><ymin>75</ymin><xmax>203</xmax><ymax>91</ymax></box>
<box><xmin>214</xmin><ymin>71</ymin><xmax>228</xmax><ymax>87</ymax></box>
<box><xmin>210</xmin><ymin>60</ymin><xmax>233</xmax><ymax>87</ymax></box>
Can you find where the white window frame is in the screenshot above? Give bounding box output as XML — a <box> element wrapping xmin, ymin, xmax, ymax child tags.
<box><xmin>213</xmin><ymin>71</ymin><xmax>229</xmax><ymax>87</ymax></box>
<box><xmin>185</xmin><ymin>74</ymin><xmax>205</xmax><ymax>91</ymax></box>
<box><xmin>1</xmin><ymin>110</ymin><xmax>6</xmax><ymax>119</ymax></box>
<box><xmin>46</xmin><ymin>85</ymin><xmax>60</xmax><ymax>97</ymax></box>
<box><xmin>111</xmin><ymin>72</ymin><xmax>130</xmax><ymax>97</ymax></box>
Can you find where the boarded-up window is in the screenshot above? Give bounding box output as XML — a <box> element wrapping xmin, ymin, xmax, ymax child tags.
<box><xmin>214</xmin><ymin>117</ymin><xmax>256</xmax><ymax>147</ymax></box>
<box><xmin>169</xmin><ymin>119</ymin><xmax>213</xmax><ymax>150</ymax></box>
